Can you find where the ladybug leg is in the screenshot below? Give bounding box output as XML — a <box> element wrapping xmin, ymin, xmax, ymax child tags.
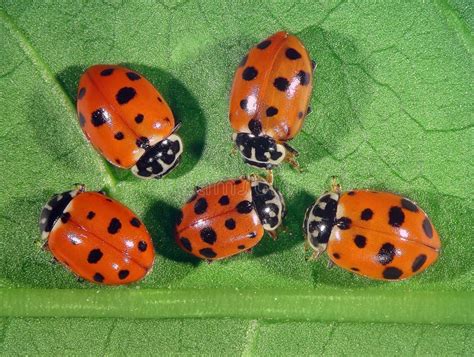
<box><xmin>330</xmin><ymin>176</ymin><xmax>342</xmax><ymax>193</ymax></box>
<box><xmin>267</xmin><ymin>230</ymin><xmax>278</xmax><ymax>240</ymax></box>
<box><xmin>266</xmin><ymin>170</ymin><xmax>274</xmax><ymax>185</ymax></box>
<box><xmin>76</xmin><ymin>277</ymin><xmax>85</xmax><ymax>283</ymax></box>
<box><xmin>244</xmin><ymin>248</ymin><xmax>253</xmax><ymax>254</ymax></box>
<box><xmin>50</xmin><ymin>257</ymin><xmax>58</xmax><ymax>265</ymax></box>
<box><xmin>305</xmin><ymin>245</ymin><xmax>325</xmax><ymax>261</ymax></box>
<box><xmin>311</xmin><ymin>60</ymin><xmax>317</xmax><ymax>72</ymax></box>
<box><xmin>205</xmin><ymin>259</ymin><xmax>214</xmax><ymax>265</ymax></box>
<box><xmin>283</xmin><ymin>144</ymin><xmax>302</xmax><ymax>172</ymax></box>
<box><xmin>327</xmin><ymin>260</ymin><xmax>335</xmax><ymax>269</ymax></box>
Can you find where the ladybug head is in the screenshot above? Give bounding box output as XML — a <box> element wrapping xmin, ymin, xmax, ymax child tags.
<box><xmin>250</xmin><ymin>177</ymin><xmax>286</xmax><ymax>232</ymax></box>
<box><xmin>233</xmin><ymin>133</ymin><xmax>286</xmax><ymax>169</ymax></box>
<box><xmin>39</xmin><ymin>188</ymin><xmax>83</xmax><ymax>240</ymax></box>
<box><xmin>303</xmin><ymin>192</ymin><xmax>340</xmax><ymax>256</ymax></box>
<box><xmin>132</xmin><ymin>134</ymin><xmax>183</xmax><ymax>179</ymax></box>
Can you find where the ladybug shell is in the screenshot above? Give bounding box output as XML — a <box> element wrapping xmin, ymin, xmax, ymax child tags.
<box><xmin>77</xmin><ymin>65</ymin><xmax>175</xmax><ymax>168</ymax></box>
<box><xmin>328</xmin><ymin>191</ymin><xmax>440</xmax><ymax>281</ymax></box>
<box><xmin>229</xmin><ymin>31</ymin><xmax>313</xmax><ymax>141</ymax></box>
<box><xmin>47</xmin><ymin>192</ymin><xmax>155</xmax><ymax>285</ymax></box>
<box><xmin>176</xmin><ymin>179</ymin><xmax>264</xmax><ymax>260</ymax></box>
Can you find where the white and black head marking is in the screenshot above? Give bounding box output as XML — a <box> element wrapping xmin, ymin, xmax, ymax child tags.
<box><xmin>250</xmin><ymin>178</ymin><xmax>286</xmax><ymax>231</ymax></box>
<box><xmin>233</xmin><ymin>132</ymin><xmax>286</xmax><ymax>170</ymax></box>
<box><xmin>303</xmin><ymin>192</ymin><xmax>340</xmax><ymax>253</ymax></box>
<box><xmin>39</xmin><ymin>189</ymin><xmax>81</xmax><ymax>240</ymax></box>
<box><xmin>132</xmin><ymin>133</ymin><xmax>183</xmax><ymax>179</ymax></box>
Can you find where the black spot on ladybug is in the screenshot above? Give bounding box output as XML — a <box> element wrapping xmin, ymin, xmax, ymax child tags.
<box><xmin>135</xmin><ymin>114</ymin><xmax>144</xmax><ymax>124</ymax></box>
<box><xmin>239</xmin><ymin>54</ymin><xmax>248</xmax><ymax>67</ymax></box>
<box><xmin>422</xmin><ymin>217</ymin><xmax>433</xmax><ymax>238</ymax></box>
<box><xmin>401</xmin><ymin>198</ymin><xmax>419</xmax><ymax>212</ymax></box>
<box><xmin>179</xmin><ymin>237</ymin><xmax>192</xmax><ymax>251</ymax></box>
<box><xmin>285</xmin><ymin>48</ymin><xmax>301</xmax><ymax>60</ymax></box>
<box><xmin>116</xmin><ymin>87</ymin><xmax>136</xmax><ymax>105</ymax></box>
<box><xmin>200</xmin><ymin>227</ymin><xmax>217</xmax><ymax>245</ymax></box>
<box><xmin>118</xmin><ymin>270</ymin><xmax>130</xmax><ymax>280</ymax></box>
<box><xmin>354</xmin><ymin>235</ymin><xmax>366</xmax><ymax>248</ymax></box>
<box><xmin>412</xmin><ymin>254</ymin><xmax>427</xmax><ymax>272</ymax></box>
<box><xmin>157</xmin><ymin>96</ymin><xmax>163</xmax><ymax>103</ymax></box>
<box><xmin>336</xmin><ymin>217</ymin><xmax>352</xmax><ymax>230</ymax></box>
<box><xmin>108</xmin><ymin>218</ymin><xmax>122</xmax><ymax>234</ymax></box>
<box><xmin>138</xmin><ymin>240</ymin><xmax>147</xmax><ymax>252</ymax></box>
<box><xmin>351</xmin><ymin>267</ymin><xmax>360</xmax><ymax>272</ymax></box>
<box><xmin>100</xmin><ymin>68</ymin><xmax>114</xmax><ymax>76</ymax></box>
<box><xmin>87</xmin><ymin>211</ymin><xmax>95</xmax><ymax>220</ymax></box>
<box><xmin>234</xmin><ymin>179</ymin><xmax>242</xmax><ymax>185</ymax></box>
<box><xmin>60</xmin><ymin>212</ymin><xmax>71</xmax><ymax>224</ymax></box>
<box><xmin>388</xmin><ymin>206</ymin><xmax>405</xmax><ymax>227</ymax></box>
<box><xmin>266</xmin><ymin>106</ymin><xmax>278</xmax><ymax>117</ymax></box>
<box><xmin>248</xmin><ymin>232</ymin><xmax>257</xmax><ymax>238</ymax></box>
<box><xmin>383</xmin><ymin>267</ymin><xmax>403</xmax><ymax>280</ymax></box>
<box><xmin>136</xmin><ymin>136</ymin><xmax>150</xmax><ymax>148</ymax></box>
<box><xmin>91</xmin><ymin>108</ymin><xmax>108</xmax><ymax>127</ymax></box>
<box><xmin>360</xmin><ymin>208</ymin><xmax>373</xmax><ymax>221</ymax></box>
<box><xmin>257</xmin><ymin>39</ymin><xmax>271</xmax><ymax>49</ymax></box>
<box><xmin>242</xmin><ymin>66</ymin><xmax>258</xmax><ymax>81</ymax></box>
<box><xmin>297</xmin><ymin>111</ymin><xmax>303</xmax><ymax>119</ymax></box>
<box><xmin>87</xmin><ymin>249</ymin><xmax>103</xmax><ymax>264</ymax></box>
<box><xmin>199</xmin><ymin>248</ymin><xmax>217</xmax><ymax>258</ymax></box>
<box><xmin>78</xmin><ymin>87</ymin><xmax>86</xmax><ymax>99</ymax></box>
<box><xmin>130</xmin><ymin>217</ymin><xmax>141</xmax><ymax>227</ymax></box>
<box><xmin>240</xmin><ymin>98</ymin><xmax>248</xmax><ymax>110</ymax></box>
<box><xmin>333</xmin><ymin>253</ymin><xmax>341</xmax><ymax>259</ymax></box>
<box><xmin>225</xmin><ymin>218</ymin><xmax>236</xmax><ymax>230</ymax></box>
<box><xmin>218</xmin><ymin>196</ymin><xmax>230</xmax><ymax>206</ymax></box>
<box><xmin>236</xmin><ymin>200</ymin><xmax>253</xmax><ymax>214</ymax></box>
<box><xmin>115</xmin><ymin>159</ymin><xmax>121</xmax><ymax>165</ymax></box>
<box><xmin>347</xmin><ymin>191</ymin><xmax>356</xmax><ymax>196</ymax></box>
<box><xmin>114</xmin><ymin>132</ymin><xmax>124</xmax><ymax>140</ymax></box>
<box><xmin>238</xmin><ymin>245</ymin><xmax>246</xmax><ymax>250</ymax></box>
<box><xmin>297</xmin><ymin>70</ymin><xmax>310</xmax><ymax>85</ymax></box>
<box><xmin>248</xmin><ymin>119</ymin><xmax>262</xmax><ymax>135</ymax></box>
<box><xmin>377</xmin><ymin>243</ymin><xmax>396</xmax><ymax>265</ymax></box>
<box><xmin>194</xmin><ymin>198</ymin><xmax>208</xmax><ymax>215</ymax></box>
<box><xmin>78</xmin><ymin>112</ymin><xmax>86</xmax><ymax>127</ymax></box>
<box><xmin>93</xmin><ymin>272</ymin><xmax>104</xmax><ymax>283</ymax></box>
<box><xmin>273</xmin><ymin>77</ymin><xmax>289</xmax><ymax>91</ymax></box>
<box><xmin>126</xmin><ymin>72</ymin><xmax>141</xmax><ymax>81</ymax></box>
<box><xmin>176</xmin><ymin>210</ymin><xmax>183</xmax><ymax>226</ymax></box>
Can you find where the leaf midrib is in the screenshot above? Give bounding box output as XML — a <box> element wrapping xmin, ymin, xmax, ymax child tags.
<box><xmin>1</xmin><ymin>287</ymin><xmax>472</xmax><ymax>325</ymax></box>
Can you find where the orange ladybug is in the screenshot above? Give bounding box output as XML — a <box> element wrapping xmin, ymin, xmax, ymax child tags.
<box><xmin>229</xmin><ymin>31</ymin><xmax>315</xmax><ymax>169</ymax></box>
<box><xmin>77</xmin><ymin>65</ymin><xmax>183</xmax><ymax>179</ymax></box>
<box><xmin>39</xmin><ymin>186</ymin><xmax>155</xmax><ymax>284</ymax></box>
<box><xmin>303</xmin><ymin>185</ymin><xmax>441</xmax><ymax>280</ymax></box>
<box><xmin>175</xmin><ymin>176</ymin><xmax>285</xmax><ymax>260</ymax></box>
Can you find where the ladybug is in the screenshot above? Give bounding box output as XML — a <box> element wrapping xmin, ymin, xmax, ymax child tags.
<box><xmin>39</xmin><ymin>186</ymin><xmax>155</xmax><ymax>285</ymax></box>
<box><xmin>229</xmin><ymin>31</ymin><xmax>315</xmax><ymax>170</ymax></box>
<box><xmin>77</xmin><ymin>65</ymin><xmax>183</xmax><ymax>179</ymax></box>
<box><xmin>175</xmin><ymin>176</ymin><xmax>285</xmax><ymax>260</ymax></box>
<box><xmin>303</xmin><ymin>185</ymin><xmax>441</xmax><ymax>281</ymax></box>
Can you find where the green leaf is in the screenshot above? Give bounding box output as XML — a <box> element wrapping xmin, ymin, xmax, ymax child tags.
<box><xmin>0</xmin><ymin>0</ymin><xmax>473</xmax><ymax>354</ymax></box>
